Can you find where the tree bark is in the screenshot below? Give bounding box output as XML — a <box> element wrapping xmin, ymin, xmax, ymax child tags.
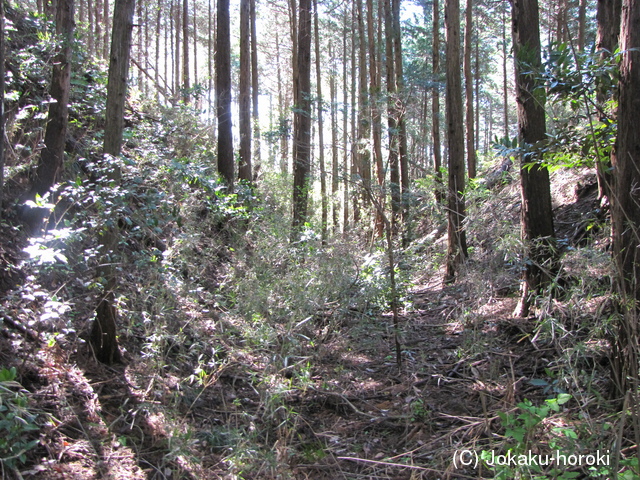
<box><xmin>595</xmin><ymin>0</ymin><xmax>622</xmax><ymax>200</ymax></box>
<box><xmin>432</xmin><ymin>0</ymin><xmax>444</xmax><ymax>203</ymax></box>
<box><xmin>182</xmin><ymin>0</ymin><xmax>189</xmax><ymax>103</ymax></box>
<box><xmin>392</xmin><ymin>0</ymin><xmax>409</xmax><ymax>229</ymax></box>
<box><xmin>356</xmin><ymin>0</ymin><xmax>371</xmax><ymax>226</ymax></box>
<box><xmin>329</xmin><ymin>40</ymin><xmax>340</xmax><ymax>234</ymax></box>
<box><xmin>385</xmin><ymin>0</ymin><xmax>400</xmax><ymax>229</ymax></box>
<box><xmin>0</xmin><ymin>0</ymin><xmax>5</xmax><ymax>213</ymax></box>
<box><xmin>314</xmin><ymin>0</ymin><xmax>327</xmax><ymax>242</ymax></box>
<box><xmin>511</xmin><ymin>0</ymin><xmax>556</xmax><ymax>317</ymax></box>
<box><xmin>238</xmin><ymin>0</ymin><xmax>252</xmax><ymax>182</ymax></box>
<box><xmin>463</xmin><ymin>0</ymin><xmax>476</xmax><ymax>179</ymax></box>
<box><xmin>444</xmin><ymin>0</ymin><xmax>468</xmax><ymax>284</ymax></box>
<box><xmin>611</xmin><ymin>0</ymin><xmax>640</xmax><ymax>396</ymax></box>
<box><xmin>91</xmin><ymin>0</ymin><xmax>136</xmax><ymax>365</ymax></box>
<box><xmin>291</xmin><ymin>0</ymin><xmax>313</xmax><ymax>239</ymax></box>
<box><xmin>502</xmin><ymin>4</ymin><xmax>510</xmax><ymax>140</ymax></box>
<box><xmin>367</xmin><ymin>0</ymin><xmax>384</xmax><ymax>237</ymax></box>
<box><xmin>216</xmin><ymin>0</ymin><xmax>234</xmax><ymax>186</ymax></box>
<box><xmin>250</xmin><ymin>0</ymin><xmax>261</xmax><ymax>177</ymax></box>
<box><xmin>30</xmin><ymin>0</ymin><xmax>75</xmax><ymax>198</ymax></box>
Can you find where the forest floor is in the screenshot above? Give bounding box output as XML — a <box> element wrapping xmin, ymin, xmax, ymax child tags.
<box><xmin>2</xmin><ymin>167</ymin><xmax>625</xmax><ymax>480</ymax></box>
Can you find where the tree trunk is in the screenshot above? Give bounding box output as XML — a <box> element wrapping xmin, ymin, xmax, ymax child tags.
<box><xmin>367</xmin><ymin>0</ymin><xmax>384</xmax><ymax>237</ymax></box>
<box><xmin>611</xmin><ymin>0</ymin><xmax>640</xmax><ymax>396</ymax></box>
<box><xmin>87</xmin><ymin>0</ymin><xmax>94</xmax><ymax>56</ymax></box>
<box><xmin>432</xmin><ymin>0</ymin><xmax>444</xmax><ymax>204</ymax></box>
<box><xmin>0</xmin><ymin>0</ymin><xmax>5</xmax><ymax>213</ymax></box>
<box><xmin>502</xmin><ymin>4</ymin><xmax>510</xmax><ymax>140</ymax></box>
<box><xmin>181</xmin><ymin>0</ymin><xmax>189</xmax><ymax>102</ymax></box>
<box><xmin>342</xmin><ymin>5</ymin><xmax>350</xmax><ymax>231</ymax></box>
<box><xmin>463</xmin><ymin>0</ymin><xmax>476</xmax><ymax>179</ymax></box>
<box><xmin>385</xmin><ymin>0</ymin><xmax>400</xmax><ymax>229</ymax></box>
<box><xmin>91</xmin><ymin>0</ymin><xmax>136</xmax><ymax>365</ymax></box>
<box><xmin>250</xmin><ymin>0</ymin><xmax>261</xmax><ymax>177</ymax></box>
<box><xmin>392</xmin><ymin>0</ymin><xmax>409</xmax><ymax>231</ymax></box>
<box><xmin>216</xmin><ymin>0</ymin><xmax>234</xmax><ymax>186</ymax></box>
<box><xmin>511</xmin><ymin>0</ymin><xmax>556</xmax><ymax>318</ymax></box>
<box><xmin>444</xmin><ymin>0</ymin><xmax>468</xmax><ymax>284</ymax></box>
<box><xmin>238</xmin><ymin>0</ymin><xmax>252</xmax><ymax>182</ymax></box>
<box><xmin>103</xmin><ymin>0</ymin><xmax>110</xmax><ymax>60</ymax></box>
<box><xmin>291</xmin><ymin>0</ymin><xmax>312</xmax><ymax>239</ymax></box>
<box><xmin>314</xmin><ymin>0</ymin><xmax>327</xmax><ymax>242</ymax></box>
<box><xmin>356</xmin><ymin>0</ymin><xmax>371</xmax><ymax>227</ymax></box>
<box><xmin>329</xmin><ymin>40</ymin><xmax>340</xmax><ymax>234</ymax></box>
<box><xmin>350</xmin><ymin>2</ymin><xmax>359</xmax><ymax>226</ymax></box>
<box><xmin>595</xmin><ymin>0</ymin><xmax>622</xmax><ymax>200</ymax></box>
<box><xmin>30</xmin><ymin>0</ymin><xmax>74</xmax><ymax>199</ymax></box>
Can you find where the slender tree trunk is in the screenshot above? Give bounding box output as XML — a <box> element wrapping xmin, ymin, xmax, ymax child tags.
<box><xmin>329</xmin><ymin>40</ymin><xmax>339</xmax><ymax>234</ymax></box>
<box><xmin>367</xmin><ymin>0</ymin><xmax>384</xmax><ymax>237</ymax></box>
<box><xmin>385</xmin><ymin>0</ymin><xmax>400</xmax><ymax>228</ymax></box>
<box><xmin>444</xmin><ymin>0</ymin><xmax>468</xmax><ymax>283</ymax></box>
<box><xmin>432</xmin><ymin>0</ymin><xmax>443</xmax><ymax>203</ymax></box>
<box><xmin>182</xmin><ymin>0</ymin><xmax>189</xmax><ymax>103</ymax></box>
<box><xmin>595</xmin><ymin>0</ymin><xmax>622</xmax><ymax>199</ymax></box>
<box><xmin>512</xmin><ymin>0</ymin><xmax>556</xmax><ymax>317</ymax></box>
<box><xmin>87</xmin><ymin>0</ymin><xmax>94</xmax><ymax>56</ymax></box>
<box><xmin>502</xmin><ymin>4</ymin><xmax>510</xmax><ymax>140</ymax></box>
<box><xmin>193</xmin><ymin>0</ymin><xmax>197</xmax><ymax>92</ymax></box>
<box><xmin>216</xmin><ymin>0</ymin><xmax>234</xmax><ymax>185</ymax></box>
<box><xmin>250</xmin><ymin>0</ymin><xmax>261</xmax><ymax>177</ymax></box>
<box><xmin>91</xmin><ymin>0</ymin><xmax>136</xmax><ymax>365</ymax></box>
<box><xmin>95</xmin><ymin>0</ymin><xmax>103</xmax><ymax>57</ymax></box>
<box><xmin>207</xmin><ymin>0</ymin><xmax>212</xmax><ymax>115</ymax></box>
<box><xmin>392</xmin><ymin>0</ymin><xmax>409</xmax><ymax>230</ymax></box>
<box><xmin>464</xmin><ymin>0</ymin><xmax>476</xmax><ymax>179</ymax></box>
<box><xmin>275</xmin><ymin>28</ymin><xmax>287</xmax><ymax>175</ymax></box>
<box><xmin>314</xmin><ymin>0</ymin><xmax>327</xmax><ymax>242</ymax></box>
<box><xmin>577</xmin><ymin>0</ymin><xmax>587</xmax><ymax>51</ymax></box>
<box><xmin>611</xmin><ymin>0</ymin><xmax>640</xmax><ymax>398</ymax></box>
<box><xmin>343</xmin><ymin>6</ymin><xmax>350</xmax><ymax>231</ymax></box>
<box><xmin>238</xmin><ymin>0</ymin><xmax>252</xmax><ymax>182</ymax></box>
<box><xmin>474</xmin><ymin>34</ymin><xmax>480</xmax><ymax>153</ymax></box>
<box><xmin>103</xmin><ymin>0</ymin><xmax>110</xmax><ymax>59</ymax></box>
<box><xmin>350</xmin><ymin>2</ymin><xmax>359</xmax><ymax>226</ymax></box>
<box><xmin>175</xmin><ymin>0</ymin><xmax>181</xmax><ymax>99</ymax></box>
<box><xmin>356</xmin><ymin>0</ymin><xmax>371</xmax><ymax>227</ymax></box>
<box><xmin>30</xmin><ymin>0</ymin><xmax>74</xmax><ymax>205</ymax></box>
<box><xmin>0</xmin><ymin>0</ymin><xmax>5</xmax><ymax>212</ymax></box>
<box><xmin>291</xmin><ymin>0</ymin><xmax>313</xmax><ymax>238</ymax></box>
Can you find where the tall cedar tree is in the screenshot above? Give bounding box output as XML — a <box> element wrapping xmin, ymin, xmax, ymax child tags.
<box><xmin>611</xmin><ymin>0</ymin><xmax>640</xmax><ymax>395</ymax></box>
<box><xmin>238</xmin><ymin>0</ymin><xmax>252</xmax><ymax>182</ymax></box>
<box><xmin>291</xmin><ymin>0</ymin><xmax>312</xmax><ymax>239</ymax></box>
<box><xmin>595</xmin><ymin>0</ymin><xmax>621</xmax><ymax>200</ymax></box>
<box><xmin>432</xmin><ymin>0</ymin><xmax>444</xmax><ymax>203</ymax></box>
<box><xmin>511</xmin><ymin>0</ymin><xmax>556</xmax><ymax>317</ymax></box>
<box><xmin>385</xmin><ymin>0</ymin><xmax>400</xmax><ymax>228</ymax></box>
<box><xmin>0</xmin><ymin>0</ymin><xmax>4</xmax><ymax>212</ymax></box>
<box><xmin>313</xmin><ymin>0</ymin><xmax>327</xmax><ymax>242</ymax></box>
<box><xmin>392</xmin><ymin>0</ymin><xmax>409</xmax><ymax>228</ymax></box>
<box><xmin>463</xmin><ymin>0</ymin><xmax>476</xmax><ymax>179</ymax></box>
<box><xmin>216</xmin><ymin>0</ymin><xmax>234</xmax><ymax>185</ymax></box>
<box><xmin>182</xmin><ymin>0</ymin><xmax>189</xmax><ymax>103</ymax></box>
<box><xmin>444</xmin><ymin>0</ymin><xmax>468</xmax><ymax>283</ymax></box>
<box><xmin>91</xmin><ymin>0</ymin><xmax>136</xmax><ymax>364</ymax></box>
<box><xmin>367</xmin><ymin>0</ymin><xmax>385</xmax><ymax>237</ymax></box>
<box><xmin>30</xmin><ymin>0</ymin><xmax>74</xmax><ymax>198</ymax></box>
<box><xmin>356</xmin><ymin>0</ymin><xmax>371</xmax><ymax>223</ymax></box>
<box><xmin>250</xmin><ymin>0</ymin><xmax>261</xmax><ymax>175</ymax></box>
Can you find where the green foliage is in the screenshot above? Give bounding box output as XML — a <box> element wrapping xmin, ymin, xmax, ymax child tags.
<box><xmin>0</xmin><ymin>368</ymin><xmax>39</xmax><ymax>470</ymax></box>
